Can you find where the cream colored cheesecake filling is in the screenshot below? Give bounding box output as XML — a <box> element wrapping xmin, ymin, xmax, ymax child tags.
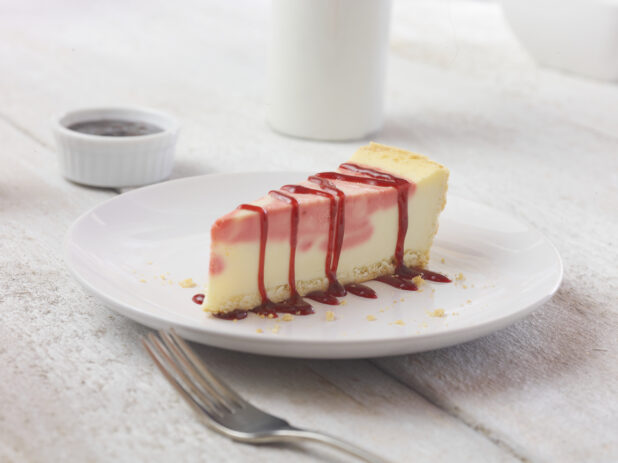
<box><xmin>204</xmin><ymin>142</ymin><xmax>448</xmax><ymax>313</ymax></box>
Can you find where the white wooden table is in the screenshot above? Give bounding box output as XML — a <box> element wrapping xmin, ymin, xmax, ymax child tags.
<box><xmin>1</xmin><ymin>1</ymin><xmax>617</xmax><ymax>462</ymax></box>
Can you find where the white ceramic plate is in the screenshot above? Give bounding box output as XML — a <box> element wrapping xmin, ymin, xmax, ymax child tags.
<box><xmin>65</xmin><ymin>172</ymin><xmax>562</xmax><ymax>358</ymax></box>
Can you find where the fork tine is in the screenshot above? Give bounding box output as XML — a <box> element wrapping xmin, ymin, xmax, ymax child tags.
<box><xmin>142</xmin><ymin>335</ymin><xmax>219</xmax><ymax>421</ymax></box>
<box><xmin>168</xmin><ymin>329</ymin><xmax>248</xmax><ymax>408</ymax></box>
<box><xmin>159</xmin><ymin>331</ymin><xmax>238</xmax><ymax>412</ymax></box>
<box><xmin>145</xmin><ymin>333</ymin><xmax>223</xmax><ymax>416</ymax></box>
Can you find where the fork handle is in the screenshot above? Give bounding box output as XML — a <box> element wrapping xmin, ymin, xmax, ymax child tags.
<box><xmin>272</xmin><ymin>427</ymin><xmax>391</xmax><ymax>463</ymax></box>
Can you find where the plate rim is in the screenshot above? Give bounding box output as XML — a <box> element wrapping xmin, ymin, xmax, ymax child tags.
<box><xmin>64</xmin><ymin>172</ymin><xmax>563</xmax><ymax>358</ymax></box>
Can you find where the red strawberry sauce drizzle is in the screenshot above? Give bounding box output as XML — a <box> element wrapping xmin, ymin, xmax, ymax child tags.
<box><xmin>204</xmin><ymin>163</ymin><xmax>450</xmax><ymax>320</ymax></box>
<box><xmin>281</xmin><ymin>183</ymin><xmax>345</xmax><ymax>303</ymax></box>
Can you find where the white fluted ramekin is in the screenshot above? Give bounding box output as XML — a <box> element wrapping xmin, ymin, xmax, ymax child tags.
<box><xmin>52</xmin><ymin>106</ymin><xmax>180</xmax><ymax>188</ymax></box>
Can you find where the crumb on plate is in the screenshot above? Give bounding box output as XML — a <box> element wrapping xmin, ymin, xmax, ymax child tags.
<box><xmin>179</xmin><ymin>278</ymin><xmax>197</xmax><ymax>288</ymax></box>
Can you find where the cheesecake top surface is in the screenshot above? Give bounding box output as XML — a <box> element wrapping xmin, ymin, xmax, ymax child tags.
<box><xmin>349</xmin><ymin>142</ymin><xmax>448</xmax><ymax>184</ymax></box>
<box><xmin>211</xmin><ymin>142</ymin><xmax>448</xmax><ymax>243</ymax></box>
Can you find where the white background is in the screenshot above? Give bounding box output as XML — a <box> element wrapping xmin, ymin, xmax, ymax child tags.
<box><xmin>1</xmin><ymin>0</ymin><xmax>617</xmax><ymax>462</ymax></box>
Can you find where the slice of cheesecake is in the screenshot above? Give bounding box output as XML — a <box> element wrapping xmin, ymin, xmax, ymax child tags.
<box><xmin>204</xmin><ymin>142</ymin><xmax>449</xmax><ymax>316</ymax></box>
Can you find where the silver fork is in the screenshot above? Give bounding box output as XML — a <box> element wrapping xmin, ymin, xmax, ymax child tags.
<box><xmin>142</xmin><ymin>329</ymin><xmax>390</xmax><ymax>463</ymax></box>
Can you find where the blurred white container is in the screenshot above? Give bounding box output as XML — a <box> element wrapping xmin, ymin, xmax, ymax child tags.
<box><xmin>502</xmin><ymin>0</ymin><xmax>618</xmax><ymax>81</ymax></box>
<box><xmin>268</xmin><ymin>0</ymin><xmax>392</xmax><ymax>141</ymax></box>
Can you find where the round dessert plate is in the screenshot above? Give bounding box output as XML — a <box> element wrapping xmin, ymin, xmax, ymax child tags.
<box><xmin>65</xmin><ymin>172</ymin><xmax>562</xmax><ymax>358</ymax></box>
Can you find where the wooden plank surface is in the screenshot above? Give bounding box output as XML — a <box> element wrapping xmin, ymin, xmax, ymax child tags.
<box><xmin>1</xmin><ymin>1</ymin><xmax>616</xmax><ymax>462</ymax></box>
<box><xmin>0</xmin><ymin>123</ymin><xmax>519</xmax><ymax>462</ymax></box>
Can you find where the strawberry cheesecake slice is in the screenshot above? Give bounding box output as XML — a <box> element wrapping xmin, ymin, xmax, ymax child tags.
<box><xmin>203</xmin><ymin>143</ymin><xmax>449</xmax><ymax>318</ymax></box>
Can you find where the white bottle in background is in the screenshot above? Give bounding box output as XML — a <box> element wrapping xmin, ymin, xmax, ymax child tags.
<box><xmin>268</xmin><ymin>0</ymin><xmax>392</xmax><ymax>141</ymax></box>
